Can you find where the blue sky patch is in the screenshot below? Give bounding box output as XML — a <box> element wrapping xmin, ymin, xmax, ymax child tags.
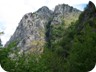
<box><xmin>74</xmin><ymin>4</ymin><xmax>87</xmax><ymax>11</ymax></box>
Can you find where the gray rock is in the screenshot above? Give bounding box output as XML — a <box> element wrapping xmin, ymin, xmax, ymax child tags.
<box><xmin>5</xmin><ymin>4</ymin><xmax>81</xmax><ymax>53</ymax></box>
<box><xmin>51</xmin><ymin>4</ymin><xmax>81</xmax><ymax>27</ymax></box>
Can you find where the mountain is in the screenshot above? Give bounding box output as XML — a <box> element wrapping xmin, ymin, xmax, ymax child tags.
<box><xmin>1</xmin><ymin>1</ymin><xmax>96</xmax><ymax>72</ymax></box>
<box><xmin>51</xmin><ymin>4</ymin><xmax>80</xmax><ymax>27</ymax></box>
<box><xmin>5</xmin><ymin>4</ymin><xmax>81</xmax><ymax>53</ymax></box>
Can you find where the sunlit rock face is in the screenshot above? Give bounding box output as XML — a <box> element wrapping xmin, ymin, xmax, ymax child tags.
<box><xmin>51</xmin><ymin>4</ymin><xmax>81</xmax><ymax>27</ymax></box>
<box><xmin>5</xmin><ymin>4</ymin><xmax>81</xmax><ymax>53</ymax></box>
<box><xmin>5</xmin><ymin>6</ymin><xmax>53</xmax><ymax>53</ymax></box>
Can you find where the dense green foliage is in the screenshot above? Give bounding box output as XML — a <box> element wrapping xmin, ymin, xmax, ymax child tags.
<box><xmin>66</xmin><ymin>23</ymin><xmax>96</xmax><ymax>72</ymax></box>
<box><xmin>0</xmin><ymin>43</ymin><xmax>66</xmax><ymax>72</ymax></box>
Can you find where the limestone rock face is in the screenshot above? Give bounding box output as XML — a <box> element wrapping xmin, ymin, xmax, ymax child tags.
<box><xmin>5</xmin><ymin>4</ymin><xmax>81</xmax><ymax>53</ymax></box>
<box><xmin>51</xmin><ymin>4</ymin><xmax>81</xmax><ymax>27</ymax></box>
<box><xmin>6</xmin><ymin>6</ymin><xmax>53</xmax><ymax>53</ymax></box>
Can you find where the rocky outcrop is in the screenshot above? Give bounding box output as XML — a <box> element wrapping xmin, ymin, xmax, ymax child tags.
<box><xmin>6</xmin><ymin>6</ymin><xmax>53</xmax><ymax>53</ymax></box>
<box><xmin>76</xmin><ymin>1</ymin><xmax>96</xmax><ymax>31</ymax></box>
<box><xmin>5</xmin><ymin>4</ymin><xmax>81</xmax><ymax>53</ymax></box>
<box><xmin>85</xmin><ymin>1</ymin><xmax>95</xmax><ymax>13</ymax></box>
<box><xmin>51</xmin><ymin>4</ymin><xmax>81</xmax><ymax>28</ymax></box>
<box><xmin>79</xmin><ymin>1</ymin><xmax>96</xmax><ymax>21</ymax></box>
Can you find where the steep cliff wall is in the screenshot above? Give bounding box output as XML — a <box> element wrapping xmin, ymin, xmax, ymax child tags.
<box><xmin>5</xmin><ymin>4</ymin><xmax>81</xmax><ymax>53</ymax></box>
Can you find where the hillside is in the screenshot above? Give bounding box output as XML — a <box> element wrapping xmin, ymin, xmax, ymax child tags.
<box><xmin>0</xmin><ymin>1</ymin><xmax>96</xmax><ymax>72</ymax></box>
<box><xmin>5</xmin><ymin>4</ymin><xmax>81</xmax><ymax>53</ymax></box>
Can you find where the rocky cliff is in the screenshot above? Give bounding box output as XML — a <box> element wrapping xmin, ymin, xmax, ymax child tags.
<box><xmin>5</xmin><ymin>4</ymin><xmax>81</xmax><ymax>53</ymax></box>
<box><xmin>51</xmin><ymin>4</ymin><xmax>80</xmax><ymax>26</ymax></box>
<box><xmin>76</xmin><ymin>1</ymin><xmax>96</xmax><ymax>32</ymax></box>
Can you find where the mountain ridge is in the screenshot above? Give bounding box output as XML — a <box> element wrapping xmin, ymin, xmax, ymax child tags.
<box><xmin>5</xmin><ymin>3</ymin><xmax>81</xmax><ymax>53</ymax></box>
<box><xmin>1</xmin><ymin>1</ymin><xmax>96</xmax><ymax>72</ymax></box>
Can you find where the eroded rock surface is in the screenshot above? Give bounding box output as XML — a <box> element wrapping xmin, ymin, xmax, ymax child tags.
<box><xmin>5</xmin><ymin>4</ymin><xmax>81</xmax><ymax>53</ymax></box>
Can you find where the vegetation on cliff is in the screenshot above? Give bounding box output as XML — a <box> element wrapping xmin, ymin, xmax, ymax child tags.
<box><xmin>0</xmin><ymin>1</ymin><xmax>96</xmax><ymax>72</ymax></box>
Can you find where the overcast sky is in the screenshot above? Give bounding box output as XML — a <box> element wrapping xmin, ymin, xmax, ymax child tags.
<box><xmin>0</xmin><ymin>0</ymin><xmax>96</xmax><ymax>45</ymax></box>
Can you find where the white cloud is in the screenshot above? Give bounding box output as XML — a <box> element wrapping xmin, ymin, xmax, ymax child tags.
<box><xmin>0</xmin><ymin>0</ymin><xmax>96</xmax><ymax>45</ymax></box>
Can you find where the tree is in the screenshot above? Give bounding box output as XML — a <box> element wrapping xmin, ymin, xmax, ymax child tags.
<box><xmin>0</xmin><ymin>39</ymin><xmax>3</xmax><ymax>47</ymax></box>
<box><xmin>0</xmin><ymin>32</ymin><xmax>4</xmax><ymax>48</ymax></box>
<box><xmin>66</xmin><ymin>24</ymin><xmax>96</xmax><ymax>72</ymax></box>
